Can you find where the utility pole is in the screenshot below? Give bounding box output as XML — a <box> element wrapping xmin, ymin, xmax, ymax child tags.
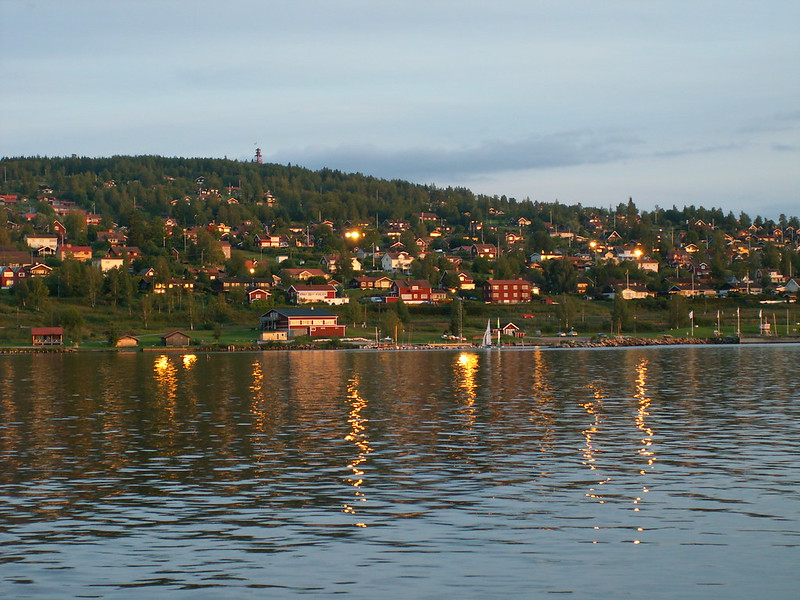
<box><xmin>458</xmin><ymin>298</ymin><xmax>463</xmax><ymax>342</ymax></box>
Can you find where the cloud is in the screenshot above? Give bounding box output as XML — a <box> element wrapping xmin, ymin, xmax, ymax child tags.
<box><xmin>280</xmin><ymin>130</ymin><xmax>642</xmax><ymax>181</ymax></box>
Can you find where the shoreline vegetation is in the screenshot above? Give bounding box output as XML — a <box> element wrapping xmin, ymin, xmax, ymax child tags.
<box><xmin>2</xmin><ymin>334</ymin><xmax>797</xmax><ymax>354</ymax></box>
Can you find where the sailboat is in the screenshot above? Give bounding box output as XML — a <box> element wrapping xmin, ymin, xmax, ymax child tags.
<box><xmin>481</xmin><ymin>320</ymin><xmax>492</xmax><ymax>348</ymax></box>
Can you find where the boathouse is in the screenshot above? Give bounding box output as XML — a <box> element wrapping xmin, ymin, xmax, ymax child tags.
<box><xmin>161</xmin><ymin>330</ymin><xmax>191</xmax><ymax>347</ymax></box>
<box><xmin>31</xmin><ymin>327</ymin><xmax>63</xmax><ymax>346</ymax></box>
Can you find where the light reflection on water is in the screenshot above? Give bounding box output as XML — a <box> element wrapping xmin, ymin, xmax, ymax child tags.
<box><xmin>1</xmin><ymin>346</ymin><xmax>799</xmax><ymax>599</ymax></box>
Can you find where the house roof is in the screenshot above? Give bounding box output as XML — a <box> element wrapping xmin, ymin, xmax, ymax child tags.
<box><xmin>282</xmin><ymin>267</ymin><xmax>326</xmax><ymax>277</ymax></box>
<box><xmin>289</xmin><ymin>284</ymin><xmax>337</xmax><ymax>291</ymax></box>
<box><xmin>263</xmin><ymin>307</ymin><xmax>337</xmax><ymax>318</ymax></box>
<box><xmin>393</xmin><ymin>279</ymin><xmax>432</xmax><ymax>289</ymax></box>
<box><xmin>31</xmin><ymin>327</ymin><xmax>63</xmax><ymax>335</ymax></box>
<box><xmin>161</xmin><ymin>330</ymin><xmax>190</xmax><ymax>339</ymax></box>
<box><xmin>485</xmin><ymin>279</ymin><xmax>531</xmax><ymax>286</ymax></box>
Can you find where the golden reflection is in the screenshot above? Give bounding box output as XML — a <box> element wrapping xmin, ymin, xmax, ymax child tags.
<box><xmin>454</xmin><ymin>352</ymin><xmax>479</xmax><ymax>427</ymax></box>
<box><xmin>581</xmin><ymin>382</ymin><xmax>612</xmax><ymax>504</ymax></box>
<box><xmin>633</xmin><ymin>358</ymin><xmax>656</xmax><ymax>512</ymax></box>
<box><xmin>250</xmin><ymin>359</ymin><xmax>264</xmax><ymax>397</ymax></box>
<box><xmin>249</xmin><ymin>359</ymin><xmax>268</xmax><ymax>434</ymax></box>
<box><xmin>342</xmin><ymin>375</ymin><xmax>372</xmax><ymax>527</ymax></box>
<box><xmin>0</xmin><ymin>360</ymin><xmax>19</xmax><ymax>472</ymax></box>
<box><xmin>153</xmin><ymin>354</ymin><xmax>178</xmax><ymax>415</ymax></box>
<box><xmin>529</xmin><ymin>350</ymin><xmax>556</xmax><ymax>453</ymax></box>
<box><xmin>182</xmin><ymin>354</ymin><xmax>197</xmax><ymax>369</ymax></box>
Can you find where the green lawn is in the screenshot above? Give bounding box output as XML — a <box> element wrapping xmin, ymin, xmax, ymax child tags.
<box><xmin>1</xmin><ymin>291</ymin><xmax>798</xmax><ymax>349</ymax></box>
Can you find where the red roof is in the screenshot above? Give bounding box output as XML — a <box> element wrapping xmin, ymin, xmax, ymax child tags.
<box><xmin>31</xmin><ymin>327</ymin><xmax>63</xmax><ymax>335</ymax></box>
<box><xmin>290</xmin><ymin>284</ymin><xmax>336</xmax><ymax>291</ymax></box>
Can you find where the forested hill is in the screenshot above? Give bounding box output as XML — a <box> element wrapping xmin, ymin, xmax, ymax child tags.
<box><xmin>0</xmin><ymin>155</ymin><xmax>490</xmax><ymax>231</ymax></box>
<box><xmin>0</xmin><ymin>155</ymin><xmax>788</xmax><ymax>239</ymax></box>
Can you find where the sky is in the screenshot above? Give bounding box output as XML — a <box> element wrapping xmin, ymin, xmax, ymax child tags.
<box><xmin>2</xmin><ymin>0</ymin><xmax>799</xmax><ymax>219</ymax></box>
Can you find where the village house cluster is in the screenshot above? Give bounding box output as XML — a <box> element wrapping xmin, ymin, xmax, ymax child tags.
<box><xmin>2</xmin><ymin>169</ymin><xmax>799</xmax><ymax>345</ymax></box>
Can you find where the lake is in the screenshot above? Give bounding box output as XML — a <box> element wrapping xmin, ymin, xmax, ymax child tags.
<box><xmin>1</xmin><ymin>345</ymin><xmax>798</xmax><ymax>598</ymax></box>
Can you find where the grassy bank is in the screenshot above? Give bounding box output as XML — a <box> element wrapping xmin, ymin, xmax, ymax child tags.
<box><xmin>1</xmin><ymin>290</ymin><xmax>797</xmax><ymax>350</ymax></box>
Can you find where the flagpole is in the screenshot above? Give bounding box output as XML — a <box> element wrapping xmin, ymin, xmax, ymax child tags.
<box><xmin>736</xmin><ymin>307</ymin><xmax>741</xmax><ymax>338</ymax></box>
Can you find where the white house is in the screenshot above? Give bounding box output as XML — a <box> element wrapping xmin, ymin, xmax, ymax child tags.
<box><xmin>381</xmin><ymin>251</ymin><xmax>414</xmax><ymax>273</ymax></box>
<box><xmin>92</xmin><ymin>257</ymin><xmax>125</xmax><ymax>272</ymax></box>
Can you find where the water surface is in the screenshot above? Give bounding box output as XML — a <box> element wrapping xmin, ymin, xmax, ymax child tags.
<box><xmin>1</xmin><ymin>346</ymin><xmax>798</xmax><ymax>598</ymax></box>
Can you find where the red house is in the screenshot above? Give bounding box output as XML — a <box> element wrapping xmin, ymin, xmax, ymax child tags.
<box><xmin>0</xmin><ymin>265</ymin><xmax>26</xmax><ymax>288</ymax></box>
<box><xmin>259</xmin><ymin>307</ymin><xmax>346</xmax><ymax>337</ymax></box>
<box><xmin>390</xmin><ymin>279</ymin><xmax>432</xmax><ymax>304</ymax></box>
<box><xmin>247</xmin><ymin>288</ymin><xmax>271</xmax><ymax>303</ymax></box>
<box><xmin>57</xmin><ymin>244</ymin><xmax>93</xmax><ymax>262</ymax></box>
<box><xmin>109</xmin><ymin>246</ymin><xmax>141</xmax><ymax>260</ymax></box>
<box><xmin>254</xmin><ymin>234</ymin><xmax>289</xmax><ymax>248</ymax></box>
<box><xmin>471</xmin><ymin>244</ymin><xmax>498</xmax><ymax>260</ymax></box>
<box><xmin>287</xmin><ymin>284</ymin><xmax>343</xmax><ymax>304</ymax></box>
<box><xmin>483</xmin><ymin>279</ymin><xmax>532</xmax><ymax>304</ymax></box>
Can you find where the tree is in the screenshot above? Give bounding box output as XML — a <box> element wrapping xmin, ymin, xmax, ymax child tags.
<box><xmin>57</xmin><ymin>307</ymin><xmax>84</xmax><ymax>343</ymax></box>
<box><xmin>209</xmin><ymin>293</ymin><xmax>232</xmax><ymax>324</ymax></box>
<box><xmin>667</xmin><ymin>294</ymin><xmax>687</xmax><ymax>329</ymax></box>
<box><xmin>493</xmin><ymin>255</ymin><xmax>515</xmax><ymax>280</ymax></box>
<box><xmin>543</xmin><ymin>259</ymin><xmax>577</xmax><ymax>294</ymax></box>
<box><xmin>85</xmin><ymin>265</ymin><xmax>103</xmax><ymax>307</ymax></box>
<box><xmin>395</xmin><ymin>299</ymin><xmax>411</xmax><ymax>324</ymax></box>
<box><xmin>104</xmin><ymin>267</ymin><xmax>133</xmax><ymax>307</ymax></box>
<box><xmin>440</xmin><ymin>270</ymin><xmax>460</xmax><ymax>291</ymax></box>
<box><xmin>336</xmin><ymin>255</ymin><xmax>355</xmax><ymax>284</ymax></box>
<box><xmin>57</xmin><ymin>259</ymin><xmax>84</xmax><ymax>297</ymax></box>
<box><xmin>185</xmin><ymin>293</ymin><xmax>197</xmax><ymax>330</ymax></box>
<box><xmin>15</xmin><ymin>277</ymin><xmax>49</xmax><ymax>311</ymax></box>
<box><xmin>381</xmin><ymin>309</ymin><xmax>402</xmax><ymax>339</ymax></box>
<box><xmin>449</xmin><ymin>297</ymin><xmax>463</xmax><ymax>336</ymax></box>
<box><xmin>141</xmin><ymin>294</ymin><xmax>153</xmax><ymax>329</ymax></box>
<box><xmin>64</xmin><ymin>212</ymin><xmax>88</xmax><ymax>245</ymax></box>
<box><xmin>611</xmin><ymin>295</ymin><xmax>632</xmax><ymax>333</ymax></box>
<box><xmin>739</xmin><ymin>211</ymin><xmax>752</xmax><ymax>229</ymax></box>
<box><xmin>557</xmin><ymin>294</ymin><xmax>576</xmax><ymax>331</ymax></box>
<box><xmin>411</xmin><ymin>254</ymin><xmax>438</xmax><ymax>283</ymax></box>
<box><xmin>194</xmin><ymin>230</ymin><xmax>225</xmax><ymax>266</ymax></box>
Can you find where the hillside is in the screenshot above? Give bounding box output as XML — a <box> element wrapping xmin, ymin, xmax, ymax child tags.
<box><xmin>0</xmin><ymin>155</ymin><xmax>797</xmax><ymax>347</ymax></box>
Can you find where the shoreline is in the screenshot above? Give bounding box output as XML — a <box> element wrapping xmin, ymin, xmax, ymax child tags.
<box><xmin>3</xmin><ymin>334</ymin><xmax>799</xmax><ymax>355</ymax></box>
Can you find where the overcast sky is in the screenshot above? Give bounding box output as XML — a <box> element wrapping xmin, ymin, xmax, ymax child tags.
<box><xmin>2</xmin><ymin>1</ymin><xmax>798</xmax><ymax>218</ymax></box>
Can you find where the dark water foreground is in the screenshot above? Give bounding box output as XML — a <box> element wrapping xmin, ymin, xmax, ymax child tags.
<box><xmin>0</xmin><ymin>346</ymin><xmax>798</xmax><ymax>599</ymax></box>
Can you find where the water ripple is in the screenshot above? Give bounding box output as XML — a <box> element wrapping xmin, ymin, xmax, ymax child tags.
<box><xmin>0</xmin><ymin>347</ymin><xmax>798</xmax><ymax>598</ymax></box>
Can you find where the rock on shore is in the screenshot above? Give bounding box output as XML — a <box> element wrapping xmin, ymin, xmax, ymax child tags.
<box><xmin>554</xmin><ymin>336</ymin><xmax>737</xmax><ymax>349</ymax></box>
